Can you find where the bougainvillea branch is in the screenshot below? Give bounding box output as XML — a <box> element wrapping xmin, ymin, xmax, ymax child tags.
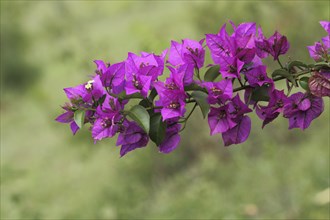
<box><xmin>56</xmin><ymin>21</ymin><xmax>330</xmax><ymax>157</ymax></box>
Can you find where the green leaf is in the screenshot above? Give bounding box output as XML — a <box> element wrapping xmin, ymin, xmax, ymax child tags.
<box><xmin>288</xmin><ymin>61</ymin><xmax>307</xmax><ymax>70</ymax></box>
<box><xmin>118</xmin><ymin>91</ymin><xmax>143</xmax><ymax>100</ymax></box>
<box><xmin>251</xmin><ymin>85</ymin><xmax>270</xmax><ymax>102</ymax></box>
<box><xmin>184</xmin><ymin>83</ymin><xmax>206</xmax><ymax>93</ymax></box>
<box><xmin>299</xmin><ymin>77</ymin><xmax>310</xmax><ymax>91</ymax></box>
<box><xmin>314</xmin><ymin>61</ymin><xmax>330</xmax><ymax>67</ymax></box>
<box><xmin>149</xmin><ymin>113</ymin><xmax>166</xmax><ymax>146</ymax></box>
<box><xmin>272</xmin><ymin>69</ymin><xmax>291</xmax><ymax>78</ymax></box>
<box><xmin>127</xmin><ymin>105</ymin><xmax>150</xmax><ymax>133</ymax></box>
<box><xmin>191</xmin><ymin>91</ymin><xmax>210</xmax><ymax>118</ymax></box>
<box><xmin>148</xmin><ymin>88</ymin><xmax>158</xmax><ymax>101</ymax></box>
<box><xmin>204</xmin><ymin>65</ymin><xmax>220</xmax><ymax>82</ymax></box>
<box><xmin>117</xmin><ymin>91</ymin><xmax>127</xmax><ymax>100</ymax></box>
<box><xmin>272</xmin><ymin>69</ymin><xmax>297</xmax><ymax>87</ymax></box>
<box><xmin>139</xmin><ymin>99</ymin><xmax>153</xmax><ymax>115</ymax></box>
<box><xmin>74</xmin><ymin>109</ymin><xmax>85</xmax><ymax>129</ymax></box>
<box><xmin>97</xmin><ymin>94</ymin><xmax>107</xmax><ymax>105</ymax></box>
<box><xmin>313</xmin><ymin>62</ymin><xmax>330</xmax><ymax>71</ymax></box>
<box><xmin>139</xmin><ymin>99</ymin><xmax>150</xmax><ymax>108</ymax></box>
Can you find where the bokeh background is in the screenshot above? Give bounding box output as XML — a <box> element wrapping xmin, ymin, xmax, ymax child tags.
<box><xmin>1</xmin><ymin>1</ymin><xmax>329</xmax><ymax>219</ymax></box>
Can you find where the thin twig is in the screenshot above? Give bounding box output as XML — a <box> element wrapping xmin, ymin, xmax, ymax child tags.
<box><xmin>179</xmin><ymin>103</ymin><xmax>198</xmax><ymax>132</ymax></box>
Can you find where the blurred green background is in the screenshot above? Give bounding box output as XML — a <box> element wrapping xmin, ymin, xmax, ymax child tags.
<box><xmin>1</xmin><ymin>1</ymin><xmax>329</xmax><ymax>219</ymax></box>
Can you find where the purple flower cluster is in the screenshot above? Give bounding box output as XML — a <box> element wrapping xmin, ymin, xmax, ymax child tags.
<box><xmin>56</xmin><ymin>21</ymin><xmax>329</xmax><ymax>157</ymax></box>
<box><xmin>308</xmin><ymin>21</ymin><xmax>330</xmax><ymax>63</ymax></box>
<box><xmin>307</xmin><ymin>21</ymin><xmax>330</xmax><ymax>98</ymax></box>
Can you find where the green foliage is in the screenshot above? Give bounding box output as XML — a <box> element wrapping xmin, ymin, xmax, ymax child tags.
<box><xmin>204</xmin><ymin>65</ymin><xmax>220</xmax><ymax>82</ymax></box>
<box><xmin>299</xmin><ymin>77</ymin><xmax>310</xmax><ymax>91</ymax></box>
<box><xmin>149</xmin><ymin>113</ymin><xmax>166</xmax><ymax>145</ymax></box>
<box><xmin>74</xmin><ymin>110</ymin><xmax>85</xmax><ymax>129</ymax></box>
<box><xmin>191</xmin><ymin>91</ymin><xmax>210</xmax><ymax>118</ymax></box>
<box><xmin>251</xmin><ymin>85</ymin><xmax>270</xmax><ymax>102</ymax></box>
<box><xmin>127</xmin><ymin>105</ymin><xmax>150</xmax><ymax>133</ymax></box>
<box><xmin>287</xmin><ymin>60</ymin><xmax>308</xmax><ymax>70</ymax></box>
<box><xmin>1</xmin><ymin>2</ymin><xmax>40</xmax><ymax>93</ymax></box>
<box><xmin>272</xmin><ymin>69</ymin><xmax>298</xmax><ymax>86</ymax></box>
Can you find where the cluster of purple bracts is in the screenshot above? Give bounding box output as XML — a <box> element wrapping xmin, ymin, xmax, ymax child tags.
<box><xmin>56</xmin><ymin>21</ymin><xmax>329</xmax><ymax>157</ymax></box>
